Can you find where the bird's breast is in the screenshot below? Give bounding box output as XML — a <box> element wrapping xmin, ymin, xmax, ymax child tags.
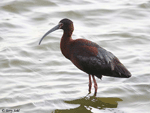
<box><xmin>60</xmin><ymin>37</ymin><xmax>73</xmax><ymax>60</ymax></box>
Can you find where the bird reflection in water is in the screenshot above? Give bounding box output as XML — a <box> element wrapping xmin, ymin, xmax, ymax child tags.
<box><xmin>53</xmin><ymin>96</ymin><xmax>123</xmax><ymax>113</ymax></box>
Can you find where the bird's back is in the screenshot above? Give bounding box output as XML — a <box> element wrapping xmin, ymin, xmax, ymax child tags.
<box><xmin>69</xmin><ymin>39</ymin><xmax>131</xmax><ymax>79</ymax></box>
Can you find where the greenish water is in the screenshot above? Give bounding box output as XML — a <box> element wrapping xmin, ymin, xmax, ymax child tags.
<box><xmin>0</xmin><ymin>0</ymin><xmax>150</xmax><ymax>113</ymax></box>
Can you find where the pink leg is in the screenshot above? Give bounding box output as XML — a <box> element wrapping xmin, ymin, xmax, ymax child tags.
<box><xmin>89</xmin><ymin>74</ymin><xmax>92</xmax><ymax>93</ymax></box>
<box><xmin>92</xmin><ymin>75</ymin><xmax>98</xmax><ymax>96</ymax></box>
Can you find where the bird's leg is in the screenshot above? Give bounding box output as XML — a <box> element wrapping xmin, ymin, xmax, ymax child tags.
<box><xmin>88</xmin><ymin>74</ymin><xmax>92</xmax><ymax>93</ymax></box>
<box><xmin>92</xmin><ymin>75</ymin><xmax>98</xmax><ymax>96</ymax></box>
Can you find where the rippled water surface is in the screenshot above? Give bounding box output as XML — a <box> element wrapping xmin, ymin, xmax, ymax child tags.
<box><xmin>0</xmin><ymin>0</ymin><xmax>150</xmax><ymax>113</ymax></box>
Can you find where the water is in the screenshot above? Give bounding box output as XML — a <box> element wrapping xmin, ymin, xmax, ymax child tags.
<box><xmin>0</xmin><ymin>0</ymin><xmax>150</xmax><ymax>113</ymax></box>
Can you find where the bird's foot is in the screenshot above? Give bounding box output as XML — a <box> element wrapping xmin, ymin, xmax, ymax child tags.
<box><xmin>94</xmin><ymin>92</ymin><xmax>97</xmax><ymax>97</ymax></box>
<box><xmin>88</xmin><ymin>86</ymin><xmax>92</xmax><ymax>94</ymax></box>
<box><xmin>85</xmin><ymin>92</ymin><xmax>91</xmax><ymax>98</ymax></box>
<box><xmin>88</xmin><ymin>90</ymin><xmax>91</xmax><ymax>94</ymax></box>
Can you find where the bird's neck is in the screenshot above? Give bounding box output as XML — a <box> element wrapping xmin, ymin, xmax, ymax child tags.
<box><xmin>60</xmin><ymin>30</ymin><xmax>73</xmax><ymax>59</ymax></box>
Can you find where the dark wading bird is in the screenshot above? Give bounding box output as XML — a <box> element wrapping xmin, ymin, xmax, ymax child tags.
<box><xmin>39</xmin><ymin>18</ymin><xmax>131</xmax><ymax>96</ymax></box>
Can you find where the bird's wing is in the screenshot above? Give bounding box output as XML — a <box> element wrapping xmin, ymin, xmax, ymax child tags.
<box><xmin>70</xmin><ymin>39</ymin><xmax>131</xmax><ymax>78</ymax></box>
<box><xmin>97</xmin><ymin>48</ymin><xmax>131</xmax><ymax>78</ymax></box>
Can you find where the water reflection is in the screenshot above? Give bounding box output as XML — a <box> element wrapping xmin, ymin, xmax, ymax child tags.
<box><xmin>54</xmin><ymin>95</ymin><xmax>122</xmax><ymax>113</ymax></box>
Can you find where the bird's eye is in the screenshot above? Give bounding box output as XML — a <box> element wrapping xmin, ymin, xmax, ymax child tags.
<box><xmin>59</xmin><ymin>23</ymin><xmax>63</xmax><ymax>29</ymax></box>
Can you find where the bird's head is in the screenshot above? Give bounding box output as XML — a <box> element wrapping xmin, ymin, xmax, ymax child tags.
<box><xmin>39</xmin><ymin>18</ymin><xmax>74</xmax><ymax>45</ymax></box>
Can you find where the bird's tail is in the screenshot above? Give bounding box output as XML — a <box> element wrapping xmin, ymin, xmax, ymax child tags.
<box><xmin>110</xmin><ymin>58</ymin><xmax>131</xmax><ymax>78</ymax></box>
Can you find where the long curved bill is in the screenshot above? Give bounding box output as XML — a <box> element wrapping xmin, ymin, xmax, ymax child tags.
<box><xmin>39</xmin><ymin>23</ymin><xmax>63</xmax><ymax>45</ymax></box>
